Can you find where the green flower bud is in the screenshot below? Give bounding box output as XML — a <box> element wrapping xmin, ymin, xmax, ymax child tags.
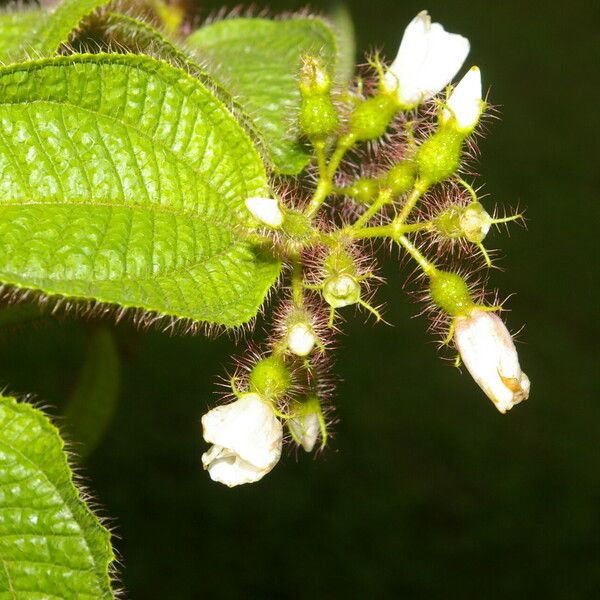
<box><xmin>429</xmin><ymin>271</ymin><xmax>474</xmax><ymax>316</ymax></box>
<box><xmin>346</xmin><ymin>177</ymin><xmax>380</xmax><ymax>205</ymax></box>
<box><xmin>384</xmin><ymin>160</ymin><xmax>417</xmax><ymax>195</ymax></box>
<box><xmin>416</xmin><ymin>126</ymin><xmax>464</xmax><ymax>187</ymax></box>
<box><xmin>348</xmin><ymin>93</ymin><xmax>399</xmax><ymax>141</ymax></box>
<box><xmin>323</xmin><ymin>274</ymin><xmax>361</xmax><ymax>308</ymax></box>
<box><xmin>249</xmin><ymin>356</ymin><xmax>291</xmax><ymax>400</ymax></box>
<box><xmin>299</xmin><ymin>57</ymin><xmax>339</xmax><ymax>141</ymax></box>
<box><xmin>434</xmin><ymin>206</ymin><xmax>463</xmax><ymax>238</ymax></box>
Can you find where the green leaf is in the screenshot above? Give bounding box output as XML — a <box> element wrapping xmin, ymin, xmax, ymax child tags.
<box><xmin>0</xmin><ymin>54</ymin><xmax>280</xmax><ymax>326</ymax></box>
<box><xmin>0</xmin><ymin>0</ymin><xmax>113</xmax><ymax>62</ymax></box>
<box><xmin>187</xmin><ymin>17</ymin><xmax>338</xmax><ymax>175</ymax></box>
<box><xmin>64</xmin><ymin>327</ymin><xmax>120</xmax><ymax>459</ymax></box>
<box><xmin>0</xmin><ymin>8</ymin><xmax>43</xmax><ymax>63</ymax></box>
<box><xmin>0</xmin><ymin>395</ymin><xmax>114</xmax><ymax>597</ymax></box>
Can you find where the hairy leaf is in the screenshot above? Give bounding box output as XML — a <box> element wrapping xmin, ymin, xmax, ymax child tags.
<box><xmin>0</xmin><ymin>0</ymin><xmax>113</xmax><ymax>62</ymax></box>
<box><xmin>187</xmin><ymin>17</ymin><xmax>338</xmax><ymax>175</ymax></box>
<box><xmin>0</xmin><ymin>395</ymin><xmax>114</xmax><ymax>597</ymax></box>
<box><xmin>0</xmin><ymin>54</ymin><xmax>280</xmax><ymax>325</ymax></box>
<box><xmin>0</xmin><ymin>8</ymin><xmax>43</xmax><ymax>63</ymax></box>
<box><xmin>64</xmin><ymin>327</ymin><xmax>120</xmax><ymax>459</ymax></box>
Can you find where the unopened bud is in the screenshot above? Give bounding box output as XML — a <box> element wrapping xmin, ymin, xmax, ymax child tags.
<box><xmin>287</xmin><ymin>321</ymin><xmax>316</xmax><ymax>357</ymax></box>
<box><xmin>348</xmin><ymin>93</ymin><xmax>399</xmax><ymax>141</ymax></box>
<box><xmin>429</xmin><ymin>270</ymin><xmax>474</xmax><ymax>316</ymax></box>
<box><xmin>384</xmin><ymin>161</ymin><xmax>417</xmax><ymax>196</ymax></box>
<box><xmin>289</xmin><ymin>397</ymin><xmax>322</xmax><ymax>452</ymax></box>
<box><xmin>345</xmin><ymin>177</ymin><xmax>380</xmax><ymax>205</ymax></box>
<box><xmin>415</xmin><ymin>127</ymin><xmax>463</xmax><ymax>187</ymax></box>
<box><xmin>249</xmin><ymin>356</ymin><xmax>291</xmax><ymax>400</ymax></box>
<box><xmin>245</xmin><ymin>197</ymin><xmax>284</xmax><ymax>228</ymax></box>
<box><xmin>299</xmin><ymin>57</ymin><xmax>338</xmax><ymax>141</ymax></box>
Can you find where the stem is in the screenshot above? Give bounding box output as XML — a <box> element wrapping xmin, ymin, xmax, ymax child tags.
<box><xmin>397</xmin><ymin>235</ymin><xmax>437</xmax><ymax>276</ymax></box>
<box><xmin>394</xmin><ymin>181</ymin><xmax>428</xmax><ymax>226</ymax></box>
<box><xmin>352</xmin><ymin>189</ymin><xmax>392</xmax><ymax>229</ymax></box>
<box><xmin>349</xmin><ymin>221</ymin><xmax>432</xmax><ymax>239</ymax></box>
<box><xmin>305</xmin><ymin>133</ymin><xmax>356</xmax><ymax>218</ymax></box>
<box><xmin>290</xmin><ymin>253</ymin><xmax>304</xmax><ymax>306</ymax></box>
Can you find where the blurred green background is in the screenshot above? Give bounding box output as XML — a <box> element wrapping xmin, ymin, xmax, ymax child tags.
<box><xmin>0</xmin><ymin>0</ymin><xmax>598</xmax><ymax>597</ymax></box>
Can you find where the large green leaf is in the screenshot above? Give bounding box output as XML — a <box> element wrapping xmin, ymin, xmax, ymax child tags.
<box><xmin>0</xmin><ymin>0</ymin><xmax>113</xmax><ymax>62</ymax></box>
<box><xmin>187</xmin><ymin>17</ymin><xmax>338</xmax><ymax>175</ymax></box>
<box><xmin>64</xmin><ymin>327</ymin><xmax>120</xmax><ymax>459</ymax></box>
<box><xmin>0</xmin><ymin>395</ymin><xmax>114</xmax><ymax>597</ymax></box>
<box><xmin>0</xmin><ymin>54</ymin><xmax>280</xmax><ymax>326</ymax></box>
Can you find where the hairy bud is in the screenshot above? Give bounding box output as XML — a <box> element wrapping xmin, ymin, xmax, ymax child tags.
<box><xmin>429</xmin><ymin>270</ymin><xmax>474</xmax><ymax>316</ymax></box>
<box><xmin>249</xmin><ymin>356</ymin><xmax>291</xmax><ymax>400</ymax></box>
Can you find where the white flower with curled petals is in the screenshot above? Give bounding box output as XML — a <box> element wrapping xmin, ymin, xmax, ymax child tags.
<box><xmin>383</xmin><ymin>10</ymin><xmax>470</xmax><ymax>108</ymax></box>
<box><xmin>245</xmin><ymin>197</ymin><xmax>284</xmax><ymax>228</ymax></box>
<box><xmin>442</xmin><ymin>66</ymin><xmax>483</xmax><ymax>132</ymax></box>
<box><xmin>454</xmin><ymin>309</ymin><xmax>530</xmax><ymax>414</ymax></box>
<box><xmin>201</xmin><ymin>393</ymin><xmax>282</xmax><ymax>487</ymax></box>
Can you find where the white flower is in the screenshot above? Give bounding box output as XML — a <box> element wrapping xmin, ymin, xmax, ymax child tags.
<box><xmin>383</xmin><ymin>10</ymin><xmax>470</xmax><ymax>108</ymax></box>
<box><xmin>289</xmin><ymin>411</ymin><xmax>320</xmax><ymax>452</ymax></box>
<box><xmin>287</xmin><ymin>322</ymin><xmax>316</xmax><ymax>356</ymax></box>
<box><xmin>442</xmin><ymin>66</ymin><xmax>483</xmax><ymax>131</ymax></box>
<box><xmin>201</xmin><ymin>393</ymin><xmax>282</xmax><ymax>487</ymax></box>
<box><xmin>454</xmin><ymin>309</ymin><xmax>530</xmax><ymax>414</ymax></box>
<box><xmin>245</xmin><ymin>197</ymin><xmax>284</xmax><ymax>228</ymax></box>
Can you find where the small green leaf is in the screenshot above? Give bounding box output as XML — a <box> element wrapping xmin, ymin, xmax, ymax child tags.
<box><xmin>0</xmin><ymin>54</ymin><xmax>280</xmax><ymax>326</ymax></box>
<box><xmin>0</xmin><ymin>0</ymin><xmax>113</xmax><ymax>62</ymax></box>
<box><xmin>187</xmin><ymin>17</ymin><xmax>338</xmax><ymax>175</ymax></box>
<box><xmin>0</xmin><ymin>395</ymin><xmax>115</xmax><ymax>597</ymax></box>
<box><xmin>64</xmin><ymin>327</ymin><xmax>120</xmax><ymax>459</ymax></box>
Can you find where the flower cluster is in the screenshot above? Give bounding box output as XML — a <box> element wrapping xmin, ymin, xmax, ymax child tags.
<box><xmin>201</xmin><ymin>10</ymin><xmax>529</xmax><ymax>487</ymax></box>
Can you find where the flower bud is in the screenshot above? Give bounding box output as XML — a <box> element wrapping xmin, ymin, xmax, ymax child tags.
<box><xmin>245</xmin><ymin>197</ymin><xmax>284</xmax><ymax>228</ymax></box>
<box><xmin>345</xmin><ymin>177</ymin><xmax>380</xmax><ymax>205</ymax></box>
<box><xmin>323</xmin><ymin>274</ymin><xmax>361</xmax><ymax>308</ymax></box>
<box><xmin>382</xmin><ymin>11</ymin><xmax>470</xmax><ymax>109</ymax></box>
<box><xmin>429</xmin><ymin>270</ymin><xmax>474</xmax><ymax>316</ymax></box>
<box><xmin>299</xmin><ymin>56</ymin><xmax>339</xmax><ymax>141</ymax></box>
<box><xmin>442</xmin><ymin>66</ymin><xmax>484</xmax><ymax>133</ymax></box>
<box><xmin>384</xmin><ymin>160</ymin><xmax>417</xmax><ymax>196</ymax></box>
<box><xmin>348</xmin><ymin>93</ymin><xmax>399</xmax><ymax>141</ymax></box>
<box><xmin>459</xmin><ymin>202</ymin><xmax>492</xmax><ymax>243</ymax></box>
<box><xmin>454</xmin><ymin>309</ymin><xmax>530</xmax><ymax>413</ymax></box>
<box><xmin>249</xmin><ymin>356</ymin><xmax>291</xmax><ymax>400</ymax></box>
<box><xmin>201</xmin><ymin>392</ymin><xmax>283</xmax><ymax>487</ymax></box>
<box><xmin>289</xmin><ymin>399</ymin><xmax>322</xmax><ymax>452</ymax></box>
<box><xmin>415</xmin><ymin>127</ymin><xmax>464</xmax><ymax>187</ymax></box>
<box><xmin>287</xmin><ymin>321</ymin><xmax>316</xmax><ymax>357</ymax></box>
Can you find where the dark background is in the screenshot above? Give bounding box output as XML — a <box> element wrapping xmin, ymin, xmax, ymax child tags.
<box><xmin>0</xmin><ymin>0</ymin><xmax>598</xmax><ymax>598</ymax></box>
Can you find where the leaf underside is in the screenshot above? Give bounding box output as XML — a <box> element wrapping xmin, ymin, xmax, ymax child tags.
<box><xmin>0</xmin><ymin>54</ymin><xmax>280</xmax><ymax>326</ymax></box>
<box><xmin>0</xmin><ymin>395</ymin><xmax>114</xmax><ymax>598</ymax></box>
<box><xmin>187</xmin><ymin>17</ymin><xmax>338</xmax><ymax>175</ymax></box>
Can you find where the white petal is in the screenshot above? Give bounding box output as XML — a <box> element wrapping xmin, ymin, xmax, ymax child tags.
<box><xmin>202</xmin><ymin>445</ymin><xmax>270</xmax><ymax>487</ymax></box>
<box><xmin>289</xmin><ymin>412</ymin><xmax>320</xmax><ymax>452</ymax></box>
<box><xmin>245</xmin><ymin>197</ymin><xmax>284</xmax><ymax>228</ymax></box>
<box><xmin>454</xmin><ymin>309</ymin><xmax>530</xmax><ymax>413</ymax></box>
<box><xmin>443</xmin><ymin>66</ymin><xmax>482</xmax><ymax>131</ymax></box>
<box><xmin>287</xmin><ymin>322</ymin><xmax>316</xmax><ymax>357</ymax></box>
<box><xmin>417</xmin><ymin>24</ymin><xmax>470</xmax><ymax>97</ymax></box>
<box><xmin>202</xmin><ymin>393</ymin><xmax>282</xmax><ymax>470</ymax></box>
<box><xmin>384</xmin><ymin>11</ymin><xmax>470</xmax><ymax>107</ymax></box>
